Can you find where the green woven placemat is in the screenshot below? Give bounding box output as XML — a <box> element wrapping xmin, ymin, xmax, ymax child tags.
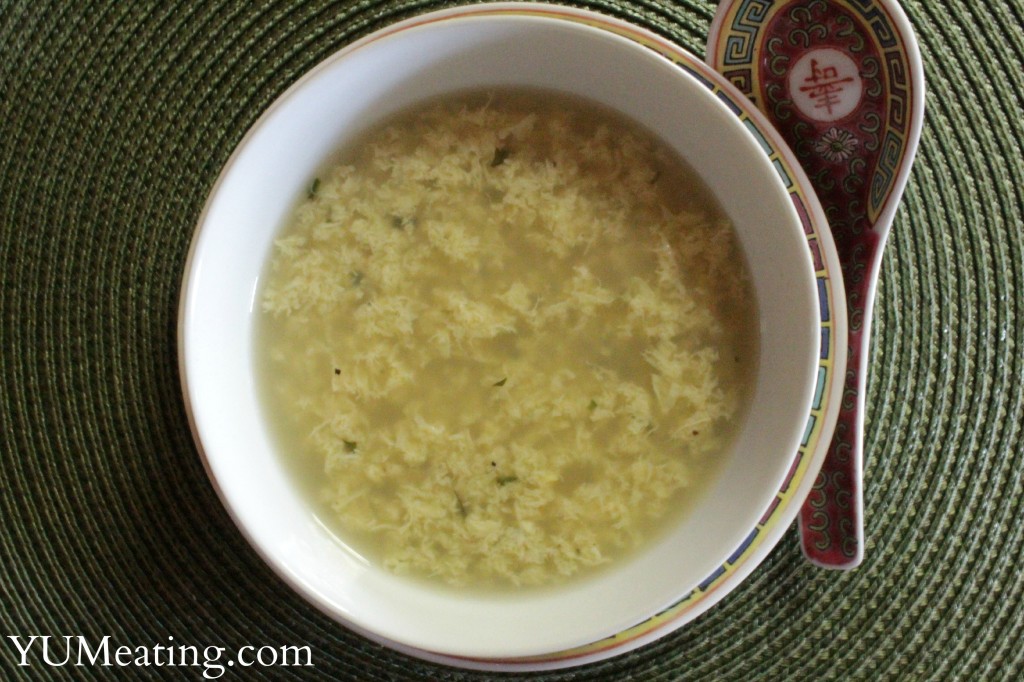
<box><xmin>2</xmin><ymin>1</ymin><xmax>1022</xmax><ymax>679</ymax></box>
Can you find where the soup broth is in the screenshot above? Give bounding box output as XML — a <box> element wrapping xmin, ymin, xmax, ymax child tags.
<box><xmin>256</xmin><ymin>88</ymin><xmax>758</xmax><ymax>590</ymax></box>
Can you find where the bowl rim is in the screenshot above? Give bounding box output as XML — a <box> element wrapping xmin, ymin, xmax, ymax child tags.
<box><xmin>177</xmin><ymin>1</ymin><xmax>847</xmax><ymax>669</ymax></box>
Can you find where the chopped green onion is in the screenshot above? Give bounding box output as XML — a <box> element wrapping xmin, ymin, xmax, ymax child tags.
<box><xmin>490</xmin><ymin>146</ymin><xmax>511</xmax><ymax>167</ymax></box>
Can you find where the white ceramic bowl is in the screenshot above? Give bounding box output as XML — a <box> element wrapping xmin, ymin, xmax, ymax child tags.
<box><xmin>179</xmin><ymin>5</ymin><xmax>821</xmax><ymax>662</ymax></box>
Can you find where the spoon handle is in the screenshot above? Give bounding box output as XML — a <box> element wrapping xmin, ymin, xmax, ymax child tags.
<box><xmin>708</xmin><ymin>0</ymin><xmax>925</xmax><ymax>568</ymax></box>
<box><xmin>798</xmin><ymin>230</ymin><xmax>884</xmax><ymax>568</ymax></box>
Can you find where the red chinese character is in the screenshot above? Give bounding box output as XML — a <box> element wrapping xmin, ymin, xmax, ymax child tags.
<box><xmin>799</xmin><ymin>59</ymin><xmax>855</xmax><ymax>116</ymax></box>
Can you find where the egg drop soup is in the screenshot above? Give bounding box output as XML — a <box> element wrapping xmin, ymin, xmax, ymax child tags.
<box><xmin>256</xmin><ymin>88</ymin><xmax>758</xmax><ymax>591</ymax></box>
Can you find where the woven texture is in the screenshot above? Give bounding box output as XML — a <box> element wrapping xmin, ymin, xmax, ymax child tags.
<box><xmin>2</xmin><ymin>1</ymin><xmax>1023</xmax><ymax>679</ymax></box>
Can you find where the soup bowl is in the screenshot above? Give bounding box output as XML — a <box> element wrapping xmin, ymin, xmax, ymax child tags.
<box><xmin>179</xmin><ymin>2</ymin><xmax>836</xmax><ymax>664</ymax></box>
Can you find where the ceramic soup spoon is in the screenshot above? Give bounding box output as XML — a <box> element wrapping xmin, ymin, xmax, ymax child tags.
<box><xmin>707</xmin><ymin>0</ymin><xmax>925</xmax><ymax>568</ymax></box>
